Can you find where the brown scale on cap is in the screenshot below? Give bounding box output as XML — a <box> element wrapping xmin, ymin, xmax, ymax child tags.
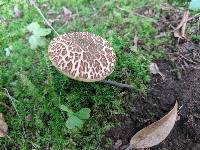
<box><xmin>48</xmin><ymin>32</ymin><xmax>116</xmax><ymax>82</ymax></box>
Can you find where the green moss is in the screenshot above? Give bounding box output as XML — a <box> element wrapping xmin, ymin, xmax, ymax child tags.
<box><xmin>0</xmin><ymin>0</ymin><xmax>168</xmax><ymax>149</ymax></box>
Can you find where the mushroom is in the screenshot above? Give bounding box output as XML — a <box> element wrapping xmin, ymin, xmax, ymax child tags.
<box><xmin>48</xmin><ymin>32</ymin><xmax>134</xmax><ymax>89</ymax></box>
<box><xmin>48</xmin><ymin>32</ymin><xmax>116</xmax><ymax>82</ymax></box>
<box><xmin>31</xmin><ymin>2</ymin><xmax>133</xmax><ymax>89</ymax></box>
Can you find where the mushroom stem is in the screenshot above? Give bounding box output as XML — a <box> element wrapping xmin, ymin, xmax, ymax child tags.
<box><xmin>100</xmin><ymin>80</ymin><xmax>134</xmax><ymax>90</ymax></box>
<box><xmin>30</xmin><ymin>1</ymin><xmax>60</xmax><ymax>36</ymax></box>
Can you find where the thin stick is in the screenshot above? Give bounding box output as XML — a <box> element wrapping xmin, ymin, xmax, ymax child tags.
<box><xmin>100</xmin><ymin>80</ymin><xmax>134</xmax><ymax>90</ymax></box>
<box><xmin>30</xmin><ymin>1</ymin><xmax>60</xmax><ymax>36</ymax></box>
<box><xmin>188</xmin><ymin>12</ymin><xmax>200</xmax><ymax>22</ymax></box>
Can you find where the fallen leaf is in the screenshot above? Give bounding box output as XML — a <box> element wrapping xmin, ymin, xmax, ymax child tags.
<box><xmin>14</xmin><ymin>6</ymin><xmax>22</xmax><ymax>18</ymax></box>
<box><xmin>0</xmin><ymin>113</ymin><xmax>8</xmax><ymax>137</ymax></box>
<box><xmin>181</xmin><ymin>11</ymin><xmax>189</xmax><ymax>38</ymax></box>
<box><xmin>174</xmin><ymin>11</ymin><xmax>189</xmax><ymax>31</ymax></box>
<box><xmin>173</xmin><ymin>11</ymin><xmax>189</xmax><ymax>39</ymax></box>
<box><xmin>129</xmin><ymin>101</ymin><xmax>178</xmax><ymax>149</ymax></box>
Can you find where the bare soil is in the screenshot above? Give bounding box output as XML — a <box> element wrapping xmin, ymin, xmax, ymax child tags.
<box><xmin>102</xmin><ymin>60</ymin><xmax>200</xmax><ymax>150</ymax></box>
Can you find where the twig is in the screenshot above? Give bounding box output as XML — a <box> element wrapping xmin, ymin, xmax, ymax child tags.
<box><xmin>30</xmin><ymin>0</ymin><xmax>60</xmax><ymax>36</ymax></box>
<box><xmin>188</xmin><ymin>12</ymin><xmax>200</xmax><ymax>22</ymax></box>
<box><xmin>180</xmin><ymin>54</ymin><xmax>197</xmax><ymax>64</ymax></box>
<box><xmin>100</xmin><ymin>80</ymin><xmax>134</xmax><ymax>90</ymax></box>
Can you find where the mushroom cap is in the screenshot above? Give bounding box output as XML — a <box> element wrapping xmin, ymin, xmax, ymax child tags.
<box><xmin>48</xmin><ymin>32</ymin><xmax>116</xmax><ymax>82</ymax></box>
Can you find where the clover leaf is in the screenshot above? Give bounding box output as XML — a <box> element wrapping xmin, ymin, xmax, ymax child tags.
<box><xmin>27</xmin><ymin>22</ymin><xmax>51</xmax><ymax>49</ymax></box>
<box><xmin>60</xmin><ymin>105</ymin><xmax>91</xmax><ymax>130</ymax></box>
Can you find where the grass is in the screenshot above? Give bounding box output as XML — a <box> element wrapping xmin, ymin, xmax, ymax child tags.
<box><xmin>0</xmin><ymin>0</ymin><xmax>168</xmax><ymax>149</ymax></box>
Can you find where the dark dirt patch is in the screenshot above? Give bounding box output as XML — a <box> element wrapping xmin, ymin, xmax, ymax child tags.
<box><xmin>101</xmin><ymin>60</ymin><xmax>200</xmax><ymax>150</ymax></box>
<box><xmin>101</xmin><ymin>6</ymin><xmax>200</xmax><ymax>150</ymax></box>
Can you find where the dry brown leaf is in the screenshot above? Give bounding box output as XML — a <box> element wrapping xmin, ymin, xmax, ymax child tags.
<box><xmin>181</xmin><ymin>11</ymin><xmax>189</xmax><ymax>38</ymax></box>
<box><xmin>129</xmin><ymin>101</ymin><xmax>178</xmax><ymax>149</ymax></box>
<box><xmin>173</xmin><ymin>10</ymin><xmax>189</xmax><ymax>39</ymax></box>
<box><xmin>175</xmin><ymin>11</ymin><xmax>189</xmax><ymax>31</ymax></box>
<box><xmin>0</xmin><ymin>113</ymin><xmax>8</xmax><ymax>137</ymax></box>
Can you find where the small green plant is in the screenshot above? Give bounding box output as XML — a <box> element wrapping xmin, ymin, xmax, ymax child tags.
<box><xmin>192</xmin><ymin>35</ymin><xmax>200</xmax><ymax>41</ymax></box>
<box><xmin>27</xmin><ymin>22</ymin><xmax>51</xmax><ymax>49</ymax></box>
<box><xmin>60</xmin><ymin>105</ymin><xmax>91</xmax><ymax>129</ymax></box>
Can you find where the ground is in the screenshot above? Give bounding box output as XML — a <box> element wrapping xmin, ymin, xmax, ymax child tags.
<box><xmin>0</xmin><ymin>0</ymin><xmax>199</xmax><ymax>150</ymax></box>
